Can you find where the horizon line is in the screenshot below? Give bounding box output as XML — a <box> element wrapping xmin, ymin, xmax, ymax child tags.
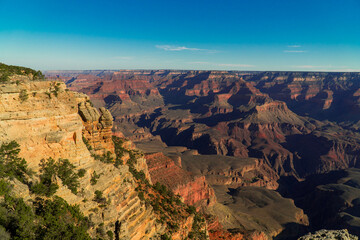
<box><xmin>42</xmin><ymin>68</ymin><xmax>360</xmax><ymax>73</ymax></box>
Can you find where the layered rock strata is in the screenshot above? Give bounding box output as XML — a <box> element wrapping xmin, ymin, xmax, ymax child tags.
<box><xmin>0</xmin><ymin>76</ymin><xmax>197</xmax><ymax>239</ymax></box>
<box><xmin>145</xmin><ymin>152</ymin><xmax>216</xmax><ymax>207</ymax></box>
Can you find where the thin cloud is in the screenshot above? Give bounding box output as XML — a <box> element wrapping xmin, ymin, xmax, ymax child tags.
<box><xmin>284</xmin><ymin>50</ymin><xmax>307</xmax><ymax>53</ymax></box>
<box><xmin>156</xmin><ymin>45</ymin><xmax>218</xmax><ymax>53</ymax></box>
<box><xmin>156</xmin><ymin>45</ymin><xmax>202</xmax><ymax>51</ymax></box>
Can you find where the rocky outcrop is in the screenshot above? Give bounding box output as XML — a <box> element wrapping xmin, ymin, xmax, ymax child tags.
<box><xmin>0</xmin><ymin>79</ymin><xmax>89</xmax><ymax>170</ymax></box>
<box><xmin>145</xmin><ymin>152</ymin><xmax>216</xmax><ymax>208</ymax></box>
<box><xmin>180</xmin><ymin>154</ymin><xmax>279</xmax><ymax>190</ymax></box>
<box><xmin>79</xmin><ymin>102</ymin><xmax>115</xmax><ymax>155</ymax></box>
<box><xmin>298</xmin><ymin>229</ymin><xmax>358</xmax><ymax>240</ymax></box>
<box><xmin>0</xmin><ymin>76</ymin><xmax>184</xmax><ymax>239</ymax></box>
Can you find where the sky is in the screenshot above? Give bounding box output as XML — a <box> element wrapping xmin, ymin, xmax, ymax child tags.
<box><xmin>0</xmin><ymin>0</ymin><xmax>359</xmax><ymax>71</ymax></box>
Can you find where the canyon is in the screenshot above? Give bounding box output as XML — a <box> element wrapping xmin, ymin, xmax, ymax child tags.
<box><xmin>43</xmin><ymin>69</ymin><xmax>360</xmax><ymax>239</ymax></box>
<box><xmin>0</xmin><ymin>65</ymin><xmax>213</xmax><ymax>240</ymax></box>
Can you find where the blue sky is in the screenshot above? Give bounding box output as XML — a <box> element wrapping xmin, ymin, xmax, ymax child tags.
<box><xmin>0</xmin><ymin>0</ymin><xmax>359</xmax><ymax>71</ymax></box>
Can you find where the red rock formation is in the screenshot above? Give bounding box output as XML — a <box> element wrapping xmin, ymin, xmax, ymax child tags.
<box><xmin>145</xmin><ymin>152</ymin><xmax>216</xmax><ymax>207</ymax></box>
<box><xmin>208</xmin><ymin>218</ymin><xmax>268</xmax><ymax>240</ymax></box>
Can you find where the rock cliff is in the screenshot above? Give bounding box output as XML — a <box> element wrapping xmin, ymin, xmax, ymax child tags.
<box><xmin>0</xmin><ymin>67</ymin><xmax>207</xmax><ymax>240</ymax></box>
<box><xmin>145</xmin><ymin>152</ymin><xmax>216</xmax><ymax>208</ymax></box>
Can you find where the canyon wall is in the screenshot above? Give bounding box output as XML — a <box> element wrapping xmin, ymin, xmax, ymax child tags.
<box><xmin>0</xmin><ymin>73</ymin><xmax>204</xmax><ymax>239</ymax></box>
<box><xmin>145</xmin><ymin>152</ymin><xmax>216</xmax><ymax>208</ymax></box>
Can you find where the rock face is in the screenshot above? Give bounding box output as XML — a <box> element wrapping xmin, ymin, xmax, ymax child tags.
<box><xmin>145</xmin><ymin>152</ymin><xmax>216</xmax><ymax>207</ymax></box>
<box><xmin>0</xmin><ymin>75</ymin><xmax>201</xmax><ymax>239</ymax></box>
<box><xmin>180</xmin><ymin>154</ymin><xmax>279</xmax><ymax>190</ymax></box>
<box><xmin>79</xmin><ymin>102</ymin><xmax>115</xmax><ymax>155</ymax></box>
<box><xmin>0</xmin><ymin>79</ymin><xmax>89</xmax><ymax>170</ymax></box>
<box><xmin>298</xmin><ymin>229</ymin><xmax>358</xmax><ymax>240</ymax></box>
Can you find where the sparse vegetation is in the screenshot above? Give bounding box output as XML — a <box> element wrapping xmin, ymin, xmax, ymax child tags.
<box><xmin>45</xmin><ymin>91</ymin><xmax>51</xmax><ymax>99</ymax></box>
<box><xmin>56</xmin><ymin>158</ymin><xmax>80</xmax><ymax>194</ymax></box>
<box><xmin>93</xmin><ymin>190</ymin><xmax>106</xmax><ymax>204</ymax></box>
<box><xmin>188</xmin><ymin>213</ymin><xmax>207</xmax><ymax>239</ymax></box>
<box><xmin>0</xmin><ymin>140</ymin><xmax>91</xmax><ymax>240</ymax></box>
<box><xmin>0</xmin><ymin>62</ymin><xmax>45</xmax><ymax>81</ymax></box>
<box><xmin>77</xmin><ymin>168</ymin><xmax>86</xmax><ymax>178</ymax></box>
<box><xmin>111</xmin><ymin>136</ymin><xmax>208</xmax><ymax>238</ymax></box>
<box><xmin>106</xmin><ymin>230</ymin><xmax>114</xmax><ymax>240</ymax></box>
<box><xmin>90</xmin><ymin>171</ymin><xmax>101</xmax><ymax>185</ymax></box>
<box><xmin>19</xmin><ymin>89</ymin><xmax>29</xmax><ymax>102</ymax></box>
<box><xmin>0</xmin><ymin>73</ymin><xmax>9</xmax><ymax>83</ymax></box>
<box><xmin>112</xmin><ymin>136</ymin><xmax>125</xmax><ymax>167</ymax></box>
<box><xmin>0</xmin><ymin>141</ymin><xmax>32</xmax><ymax>183</ymax></box>
<box><xmin>82</xmin><ymin>136</ymin><xmax>93</xmax><ymax>151</ymax></box>
<box><xmin>31</xmin><ymin>157</ymin><xmax>81</xmax><ymax>196</ymax></box>
<box><xmin>0</xmin><ymin>194</ymin><xmax>91</xmax><ymax>240</ymax></box>
<box><xmin>51</xmin><ymin>82</ymin><xmax>61</xmax><ymax>97</ymax></box>
<box><xmin>31</xmin><ymin>158</ymin><xmax>59</xmax><ymax>197</ymax></box>
<box><xmin>92</xmin><ymin>151</ymin><xmax>114</xmax><ymax>164</ymax></box>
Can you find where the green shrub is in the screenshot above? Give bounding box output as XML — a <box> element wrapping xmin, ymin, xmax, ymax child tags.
<box><xmin>112</xmin><ymin>136</ymin><xmax>126</xmax><ymax>167</ymax></box>
<box><xmin>0</xmin><ymin>226</ymin><xmax>10</xmax><ymax>240</ymax></box>
<box><xmin>138</xmin><ymin>192</ymin><xmax>145</xmax><ymax>201</ymax></box>
<box><xmin>160</xmin><ymin>233</ymin><xmax>171</xmax><ymax>240</ymax></box>
<box><xmin>106</xmin><ymin>230</ymin><xmax>114</xmax><ymax>240</ymax></box>
<box><xmin>82</xmin><ymin>136</ymin><xmax>92</xmax><ymax>151</ymax></box>
<box><xmin>31</xmin><ymin>158</ymin><xmax>59</xmax><ymax>197</ymax></box>
<box><xmin>93</xmin><ymin>151</ymin><xmax>114</xmax><ymax>164</ymax></box>
<box><xmin>33</xmin><ymin>196</ymin><xmax>91</xmax><ymax>240</ymax></box>
<box><xmin>0</xmin><ymin>141</ymin><xmax>31</xmax><ymax>183</ymax></box>
<box><xmin>0</xmin><ymin>73</ymin><xmax>9</xmax><ymax>83</ymax></box>
<box><xmin>77</xmin><ymin>169</ymin><xmax>86</xmax><ymax>178</ymax></box>
<box><xmin>0</xmin><ymin>63</ymin><xmax>44</xmax><ymax>80</ymax></box>
<box><xmin>90</xmin><ymin>171</ymin><xmax>101</xmax><ymax>185</ymax></box>
<box><xmin>19</xmin><ymin>89</ymin><xmax>29</xmax><ymax>102</ymax></box>
<box><xmin>31</xmin><ymin>158</ymin><xmax>81</xmax><ymax>196</ymax></box>
<box><xmin>45</xmin><ymin>91</ymin><xmax>51</xmax><ymax>99</ymax></box>
<box><xmin>0</xmin><ymin>179</ymin><xmax>11</xmax><ymax>196</ymax></box>
<box><xmin>186</xmin><ymin>206</ymin><xmax>196</xmax><ymax>215</ymax></box>
<box><xmin>56</xmin><ymin>158</ymin><xmax>80</xmax><ymax>194</ymax></box>
<box><xmin>154</xmin><ymin>182</ymin><xmax>169</xmax><ymax>196</ymax></box>
<box><xmin>0</xmin><ymin>194</ymin><xmax>37</xmax><ymax>239</ymax></box>
<box><xmin>94</xmin><ymin>190</ymin><xmax>106</xmax><ymax>204</ymax></box>
<box><xmin>96</xmin><ymin>223</ymin><xmax>105</xmax><ymax>237</ymax></box>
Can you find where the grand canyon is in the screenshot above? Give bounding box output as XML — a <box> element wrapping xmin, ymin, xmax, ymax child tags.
<box><xmin>1</xmin><ymin>0</ymin><xmax>358</xmax><ymax>239</ymax></box>
<box><xmin>36</xmin><ymin>69</ymin><xmax>360</xmax><ymax>239</ymax></box>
